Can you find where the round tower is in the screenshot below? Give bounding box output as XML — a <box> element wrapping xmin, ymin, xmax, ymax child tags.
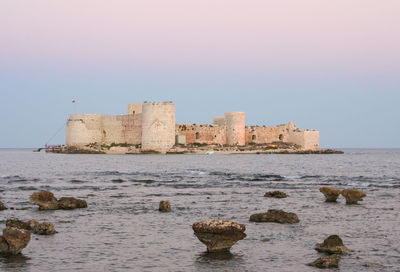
<box><xmin>66</xmin><ymin>114</ymin><xmax>103</xmax><ymax>147</ymax></box>
<box><xmin>225</xmin><ymin>112</ymin><xmax>245</xmax><ymax>146</ymax></box>
<box><xmin>141</xmin><ymin>102</ymin><xmax>176</xmax><ymax>152</ymax></box>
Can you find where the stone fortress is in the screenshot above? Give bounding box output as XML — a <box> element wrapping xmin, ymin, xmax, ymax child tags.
<box><xmin>66</xmin><ymin>102</ymin><xmax>319</xmax><ymax>153</ymax></box>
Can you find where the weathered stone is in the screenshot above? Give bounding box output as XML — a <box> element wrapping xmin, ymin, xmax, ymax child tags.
<box><xmin>249</xmin><ymin>209</ymin><xmax>299</xmax><ymax>224</ymax></box>
<box><xmin>159</xmin><ymin>200</ymin><xmax>171</xmax><ymax>212</ymax></box>
<box><xmin>341</xmin><ymin>189</ymin><xmax>366</xmax><ymax>204</ymax></box>
<box><xmin>192</xmin><ymin>220</ymin><xmax>246</xmax><ymax>252</ymax></box>
<box><xmin>264</xmin><ymin>191</ymin><xmax>287</xmax><ymax>198</ymax></box>
<box><xmin>28</xmin><ymin>220</ymin><xmax>56</xmax><ymax>235</ymax></box>
<box><xmin>57</xmin><ymin>197</ymin><xmax>87</xmax><ymax>209</ymax></box>
<box><xmin>30</xmin><ymin>190</ymin><xmax>59</xmax><ymax>210</ymax></box>
<box><xmin>319</xmin><ymin>187</ymin><xmax>342</xmax><ymax>202</ymax></box>
<box><xmin>1</xmin><ymin>227</ymin><xmax>31</xmax><ymax>255</ymax></box>
<box><xmin>6</xmin><ymin>218</ymin><xmax>56</xmax><ymax>235</ymax></box>
<box><xmin>0</xmin><ymin>201</ymin><xmax>7</xmax><ymax>210</ymax></box>
<box><xmin>308</xmin><ymin>254</ymin><xmax>341</xmax><ymax>269</ymax></box>
<box><xmin>315</xmin><ymin>235</ymin><xmax>349</xmax><ymax>254</ymax></box>
<box><xmin>6</xmin><ymin>219</ymin><xmax>31</xmax><ymax>230</ymax></box>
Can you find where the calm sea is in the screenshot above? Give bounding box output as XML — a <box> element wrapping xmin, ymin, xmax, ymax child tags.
<box><xmin>0</xmin><ymin>149</ymin><xmax>399</xmax><ymax>271</ymax></box>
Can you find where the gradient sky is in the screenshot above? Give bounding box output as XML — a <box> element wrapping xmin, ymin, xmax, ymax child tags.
<box><xmin>1</xmin><ymin>0</ymin><xmax>399</xmax><ymax>148</ymax></box>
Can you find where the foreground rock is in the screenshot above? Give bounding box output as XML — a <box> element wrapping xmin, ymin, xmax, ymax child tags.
<box><xmin>0</xmin><ymin>227</ymin><xmax>31</xmax><ymax>255</ymax></box>
<box><xmin>6</xmin><ymin>218</ymin><xmax>56</xmax><ymax>235</ymax></box>
<box><xmin>0</xmin><ymin>201</ymin><xmax>7</xmax><ymax>210</ymax></box>
<box><xmin>57</xmin><ymin>197</ymin><xmax>87</xmax><ymax>209</ymax></box>
<box><xmin>315</xmin><ymin>235</ymin><xmax>349</xmax><ymax>254</ymax></box>
<box><xmin>341</xmin><ymin>189</ymin><xmax>366</xmax><ymax>204</ymax></box>
<box><xmin>264</xmin><ymin>191</ymin><xmax>287</xmax><ymax>198</ymax></box>
<box><xmin>319</xmin><ymin>187</ymin><xmax>342</xmax><ymax>202</ymax></box>
<box><xmin>29</xmin><ymin>191</ymin><xmax>59</xmax><ymax>210</ymax></box>
<box><xmin>30</xmin><ymin>191</ymin><xmax>87</xmax><ymax>210</ymax></box>
<box><xmin>249</xmin><ymin>209</ymin><xmax>299</xmax><ymax>224</ymax></box>
<box><xmin>192</xmin><ymin>220</ymin><xmax>246</xmax><ymax>252</ymax></box>
<box><xmin>308</xmin><ymin>254</ymin><xmax>341</xmax><ymax>269</ymax></box>
<box><xmin>159</xmin><ymin>200</ymin><xmax>171</xmax><ymax>212</ymax></box>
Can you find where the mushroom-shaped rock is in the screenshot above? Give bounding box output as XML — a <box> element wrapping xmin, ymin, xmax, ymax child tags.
<box><xmin>0</xmin><ymin>201</ymin><xmax>7</xmax><ymax>210</ymax></box>
<box><xmin>341</xmin><ymin>189</ymin><xmax>366</xmax><ymax>204</ymax></box>
<box><xmin>27</xmin><ymin>220</ymin><xmax>56</xmax><ymax>235</ymax></box>
<box><xmin>57</xmin><ymin>197</ymin><xmax>87</xmax><ymax>210</ymax></box>
<box><xmin>249</xmin><ymin>209</ymin><xmax>299</xmax><ymax>224</ymax></box>
<box><xmin>30</xmin><ymin>190</ymin><xmax>59</xmax><ymax>210</ymax></box>
<box><xmin>159</xmin><ymin>200</ymin><xmax>171</xmax><ymax>212</ymax></box>
<box><xmin>0</xmin><ymin>227</ymin><xmax>31</xmax><ymax>255</ymax></box>
<box><xmin>319</xmin><ymin>187</ymin><xmax>342</xmax><ymax>202</ymax></box>
<box><xmin>308</xmin><ymin>254</ymin><xmax>341</xmax><ymax>269</ymax></box>
<box><xmin>264</xmin><ymin>191</ymin><xmax>287</xmax><ymax>198</ymax></box>
<box><xmin>315</xmin><ymin>235</ymin><xmax>349</xmax><ymax>254</ymax></box>
<box><xmin>192</xmin><ymin>220</ymin><xmax>246</xmax><ymax>252</ymax></box>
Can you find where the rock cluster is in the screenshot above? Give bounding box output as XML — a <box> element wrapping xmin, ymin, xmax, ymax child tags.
<box><xmin>319</xmin><ymin>187</ymin><xmax>342</xmax><ymax>202</ymax></box>
<box><xmin>341</xmin><ymin>189</ymin><xmax>366</xmax><ymax>204</ymax></box>
<box><xmin>6</xmin><ymin>218</ymin><xmax>56</xmax><ymax>235</ymax></box>
<box><xmin>30</xmin><ymin>191</ymin><xmax>87</xmax><ymax>210</ymax></box>
<box><xmin>192</xmin><ymin>220</ymin><xmax>246</xmax><ymax>252</ymax></box>
<box><xmin>315</xmin><ymin>235</ymin><xmax>349</xmax><ymax>254</ymax></box>
<box><xmin>249</xmin><ymin>209</ymin><xmax>299</xmax><ymax>224</ymax></box>
<box><xmin>308</xmin><ymin>254</ymin><xmax>341</xmax><ymax>269</ymax></box>
<box><xmin>0</xmin><ymin>201</ymin><xmax>7</xmax><ymax>210</ymax></box>
<box><xmin>159</xmin><ymin>200</ymin><xmax>171</xmax><ymax>212</ymax></box>
<box><xmin>0</xmin><ymin>227</ymin><xmax>31</xmax><ymax>255</ymax></box>
<box><xmin>264</xmin><ymin>191</ymin><xmax>287</xmax><ymax>198</ymax></box>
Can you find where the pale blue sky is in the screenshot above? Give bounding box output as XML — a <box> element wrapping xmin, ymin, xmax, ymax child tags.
<box><xmin>1</xmin><ymin>0</ymin><xmax>399</xmax><ymax>148</ymax></box>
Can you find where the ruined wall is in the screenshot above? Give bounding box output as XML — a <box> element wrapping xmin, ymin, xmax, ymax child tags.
<box><xmin>225</xmin><ymin>112</ymin><xmax>245</xmax><ymax>146</ymax></box>
<box><xmin>141</xmin><ymin>102</ymin><xmax>176</xmax><ymax>152</ymax></box>
<box><xmin>66</xmin><ymin>114</ymin><xmax>103</xmax><ymax>147</ymax></box>
<box><xmin>127</xmin><ymin>104</ymin><xmax>143</xmax><ymax>115</ymax></box>
<box><xmin>176</xmin><ymin>124</ymin><xmax>226</xmax><ymax>145</ymax></box>
<box><xmin>212</xmin><ymin>116</ymin><xmax>225</xmax><ymax>126</ymax></box>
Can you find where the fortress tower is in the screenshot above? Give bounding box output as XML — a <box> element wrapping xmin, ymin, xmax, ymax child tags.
<box><xmin>141</xmin><ymin>102</ymin><xmax>176</xmax><ymax>152</ymax></box>
<box><xmin>225</xmin><ymin>112</ymin><xmax>245</xmax><ymax>146</ymax></box>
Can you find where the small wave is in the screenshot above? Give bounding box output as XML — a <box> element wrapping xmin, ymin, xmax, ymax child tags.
<box><xmin>69</xmin><ymin>179</ymin><xmax>86</xmax><ymax>184</ymax></box>
<box><xmin>111</xmin><ymin>179</ymin><xmax>126</xmax><ymax>183</ymax></box>
<box><xmin>17</xmin><ymin>186</ymin><xmax>38</xmax><ymax>191</ymax></box>
<box><xmin>185</xmin><ymin>169</ymin><xmax>209</xmax><ymax>175</ymax></box>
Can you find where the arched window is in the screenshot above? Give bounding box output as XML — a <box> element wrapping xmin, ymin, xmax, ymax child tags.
<box><xmin>252</xmin><ymin>135</ymin><xmax>256</xmax><ymax>141</ymax></box>
<box><xmin>279</xmin><ymin>134</ymin><xmax>284</xmax><ymax>141</ymax></box>
<box><xmin>195</xmin><ymin>132</ymin><xmax>200</xmax><ymax>140</ymax></box>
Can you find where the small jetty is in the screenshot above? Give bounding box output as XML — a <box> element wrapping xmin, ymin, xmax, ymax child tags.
<box><xmin>34</xmin><ymin>144</ymin><xmax>64</xmax><ymax>153</ymax></box>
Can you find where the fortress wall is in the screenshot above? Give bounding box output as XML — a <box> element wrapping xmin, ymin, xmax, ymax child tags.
<box><xmin>141</xmin><ymin>102</ymin><xmax>176</xmax><ymax>152</ymax></box>
<box><xmin>101</xmin><ymin>115</ymin><xmax>127</xmax><ymax>144</ymax></box>
<box><xmin>212</xmin><ymin>116</ymin><xmax>225</xmax><ymax>126</ymax></box>
<box><xmin>176</xmin><ymin>124</ymin><xmax>226</xmax><ymax>145</ymax></box>
<box><xmin>128</xmin><ymin>104</ymin><xmax>143</xmax><ymax>115</ymax></box>
<box><xmin>225</xmin><ymin>112</ymin><xmax>245</xmax><ymax>146</ymax></box>
<box><xmin>66</xmin><ymin>114</ymin><xmax>103</xmax><ymax>147</ymax></box>
<box><xmin>245</xmin><ymin>123</ymin><xmax>294</xmax><ymax>144</ymax></box>
<box><xmin>289</xmin><ymin>130</ymin><xmax>320</xmax><ymax>150</ymax></box>
<box><xmin>123</xmin><ymin>113</ymin><xmax>142</xmax><ymax>145</ymax></box>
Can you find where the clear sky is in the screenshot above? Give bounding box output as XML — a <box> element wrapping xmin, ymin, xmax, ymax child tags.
<box><xmin>1</xmin><ymin>0</ymin><xmax>399</xmax><ymax>148</ymax></box>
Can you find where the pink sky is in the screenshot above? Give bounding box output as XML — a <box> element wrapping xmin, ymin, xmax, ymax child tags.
<box><xmin>1</xmin><ymin>0</ymin><xmax>400</xmax><ymax>77</ymax></box>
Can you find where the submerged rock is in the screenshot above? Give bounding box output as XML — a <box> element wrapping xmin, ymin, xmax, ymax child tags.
<box><xmin>159</xmin><ymin>200</ymin><xmax>171</xmax><ymax>212</ymax></box>
<box><xmin>308</xmin><ymin>254</ymin><xmax>341</xmax><ymax>269</ymax></box>
<box><xmin>315</xmin><ymin>235</ymin><xmax>349</xmax><ymax>254</ymax></box>
<box><xmin>341</xmin><ymin>189</ymin><xmax>366</xmax><ymax>204</ymax></box>
<box><xmin>0</xmin><ymin>227</ymin><xmax>31</xmax><ymax>255</ymax></box>
<box><xmin>249</xmin><ymin>209</ymin><xmax>299</xmax><ymax>224</ymax></box>
<box><xmin>57</xmin><ymin>197</ymin><xmax>87</xmax><ymax>210</ymax></box>
<box><xmin>6</xmin><ymin>218</ymin><xmax>56</xmax><ymax>235</ymax></box>
<box><xmin>30</xmin><ymin>191</ymin><xmax>59</xmax><ymax>210</ymax></box>
<box><xmin>319</xmin><ymin>187</ymin><xmax>342</xmax><ymax>202</ymax></box>
<box><xmin>264</xmin><ymin>191</ymin><xmax>287</xmax><ymax>198</ymax></box>
<box><xmin>192</xmin><ymin>220</ymin><xmax>246</xmax><ymax>252</ymax></box>
<box><xmin>0</xmin><ymin>201</ymin><xmax>7</xmax><ymax>210</ymax></box>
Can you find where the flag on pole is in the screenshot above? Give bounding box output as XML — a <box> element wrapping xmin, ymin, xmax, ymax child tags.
<box><xmin>72</xmin><ymin>100</ymin><xmax>76</xmax><ymax>103</ymax></box>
